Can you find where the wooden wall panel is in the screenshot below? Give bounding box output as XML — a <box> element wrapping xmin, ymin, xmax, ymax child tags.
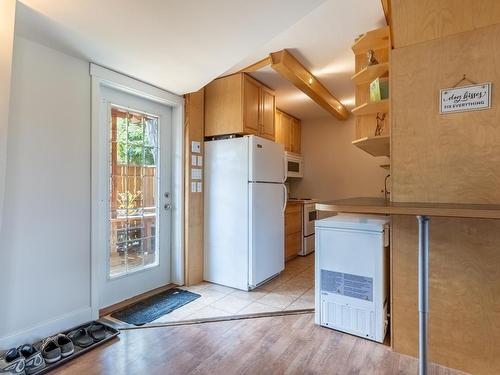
<box><xmin>392</xmin><ymin>215</ymin><xmax>500</xmax><ymax>375</ymax></box>
<box><xmin>184</xmin><ymin>88</ymin><xmax>204</xmax><ymax>286</ymax></box>
<box><xmin>391</xmin><ymin>0</ymin><xmax>500</xmax><ymax>48</ymax></box>
<box><xmin>390</xmin><ymin>1</ymin><xmax>500</xmax><ymax>373</ymax></box>
<box><xmin>392</xmin><ymin>23</ymin><xmax>500</xmax><ymax>204</ymax></box>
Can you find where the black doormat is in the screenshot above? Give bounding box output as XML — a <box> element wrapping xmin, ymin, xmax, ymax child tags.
<box><xmin>111</xmin><ymin>288</ymin><xmax>201</xmax><ymax>326</ymax></box>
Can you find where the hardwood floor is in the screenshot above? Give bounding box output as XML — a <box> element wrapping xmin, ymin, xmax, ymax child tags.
<box><xmin>52</xmin><ymin>313</ymin><xmax>466</xmax><ymax>375</ymax></box>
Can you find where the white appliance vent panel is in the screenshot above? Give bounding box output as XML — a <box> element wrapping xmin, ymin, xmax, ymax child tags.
<box><xmin>320</xmin><ymin>296</ymin><xmax>374</xmax><ymax>339</ymax></box>
<box><xmin>320</xmin><ymin>269</ymin><xmax>373</xmax><ymax>302</ymax></box>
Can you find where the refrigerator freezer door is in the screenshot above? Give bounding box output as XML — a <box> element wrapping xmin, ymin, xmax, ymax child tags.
<box><xmin>248</xmin><ymin>136</ymin><xmax>285</xmax><ymax>183</ymax></box>
<box><xmin>249</xmin><ymin>182</ymin><xmax>285</xmax><ymax>287</ymax></box>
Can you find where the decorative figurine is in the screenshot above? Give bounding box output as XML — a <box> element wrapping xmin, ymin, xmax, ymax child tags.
<box><xmin>375</xmin><ymin>112</ymin><xmax>386</xmax><ymax>136</ymax></box>
<box><xmin>367</xmin><ymin>49</ymin><xmax>378</xmax><ymax>66</ymax></box>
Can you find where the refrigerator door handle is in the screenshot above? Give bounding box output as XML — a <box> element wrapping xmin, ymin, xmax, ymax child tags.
<box><xmin>282</xmin><ymin>155</ymin><xmax>287</xmax><ymax>183</ymax></box>
<box><xmin>282</xmin><ymin>184</ymin><xmax>288</xmax><ymax>212</ymax></box>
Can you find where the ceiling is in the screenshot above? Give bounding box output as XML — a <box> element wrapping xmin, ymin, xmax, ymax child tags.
<box><xmin>227</xmin><ymin>0</ymin><xmax>386</xmax><ymax>120</ymax></box>
<box><xmin>14</xmin><ymin>0</ymin><xmax>386</xmax><ymax>119</ymax></box>
<box><xmin>14</xmin><ymin>0</ymin><xmax>326</xmax><ymax>95</ymax></box>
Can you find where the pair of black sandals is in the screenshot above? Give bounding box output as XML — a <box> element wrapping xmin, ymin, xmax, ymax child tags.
<box><xmin>67</xmin><ymin>323</ymin><xmax>107</xmax><ymax>348</ymax></box>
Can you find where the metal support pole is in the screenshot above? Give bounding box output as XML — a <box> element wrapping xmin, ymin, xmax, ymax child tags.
<box><xmin>417</xmin><ymin>215</ymin><xmax>430</xmax><ymax>375</ymax></box>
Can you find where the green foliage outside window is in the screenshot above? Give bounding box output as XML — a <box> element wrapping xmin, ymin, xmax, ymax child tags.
<box><xmin>116</xmin><ymin>117</ymin><xmax>156</xmax><ymax>166</ymax></box>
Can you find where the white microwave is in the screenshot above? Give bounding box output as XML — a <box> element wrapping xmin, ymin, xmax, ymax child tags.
<box><xmin>285</xmin><ymin>152</ymin><xmax>303</xmax><ymax>178</ymax></box>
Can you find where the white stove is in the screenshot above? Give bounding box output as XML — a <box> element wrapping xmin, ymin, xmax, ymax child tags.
<box><xmin>288</xmin><ymin>198</ymin><xmax>317</xmax><ymax>256</ymax></box>
<box><xmin>301</xmin><ymin>201</ymin><xmax>317</xmax><ymax>256</ymax></box>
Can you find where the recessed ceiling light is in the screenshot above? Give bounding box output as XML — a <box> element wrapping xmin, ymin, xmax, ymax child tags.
<box><xmin>340</xmin><ymin>97</ymin><xmax>356</xmax><ymax>106</ymax></box>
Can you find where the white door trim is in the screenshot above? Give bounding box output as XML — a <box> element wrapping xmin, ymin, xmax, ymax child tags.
<box><xmin>90</xmin><ymin>63</ymin><xmax>184</xmax><ymax>319</ymax></box>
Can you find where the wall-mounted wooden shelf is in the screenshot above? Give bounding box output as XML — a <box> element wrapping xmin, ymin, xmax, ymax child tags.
<box><xmin>351</xmin><ymin>25</ymin><xmax>391</xmax><ymax>161</ymax></box>
<box><xmin>352</xmin><ymin>135</ymin><xmax>390</xmax><ymax>157</ymax></box>
<box><xmin>352</xmin><ymin>26</ymin><xmax>390</xmax><ymax>54</ymax></box>
<box><xmin>352</xmin><ymin>99</ymin><xmax>389</xmax><ymax>116</ymax></box>
<box><xmin>351</xmin><ymin>62</ymin><xmax>389</xmax><ymax>85</ymax></box>
<box><xmin>380</xmin><ymin>163</ymin><xmax>390</xmax><ymax>170</ymax></box>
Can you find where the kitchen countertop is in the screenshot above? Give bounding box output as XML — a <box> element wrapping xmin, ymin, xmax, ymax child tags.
<box><xmin>288</xmin><ymin>198</ymin><xmax>318</xmax><ymax>204</ymax></box>
<box><xmin>315</xmin><ymin>197</ymin><xmax>500</xmax><ymax>219</ymax></box>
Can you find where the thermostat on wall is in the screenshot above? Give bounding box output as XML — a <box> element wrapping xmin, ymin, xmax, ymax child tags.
<box><xmin>191</xmin><ymin>141</ymin><xmax>201</xmax><ymax>153</ymax></box>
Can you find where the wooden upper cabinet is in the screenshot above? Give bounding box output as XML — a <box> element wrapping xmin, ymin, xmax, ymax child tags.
<box><xmin>260</xmin><ymin>86</ymin><xmax>276</xmax><ymax>140</ymax></box>
<box><xmin>290</xmin><ymin>118</ymin><xmax>301</xmax><ymax>154</ymax></box>
<box><xmin>275</xmin><ymin>111</ymin><xmax>283</xmax><ymax>145</ymax></box>
<box><xmin>204</xmin><ymin>74</ymin><xmax>242</xmax><ymax>137</ymax></box>
<box><xmin>280</xmin><ymin>112</ymin><xmax>292</xmax><ymax>151</ymax></box>
<box><xmin>243</xmin><ymin>74</ymin><xmax>260</xmax><ymax>135</ymax></box>
<box><xmin>275</xmin><ymin>109</ymin><xmax>301</xmax><ymax>154</ymax></box>
<box><xmin>205</xmin><ymin>73</ymin><xmax>275</xmax><ymax>139</ymax></box>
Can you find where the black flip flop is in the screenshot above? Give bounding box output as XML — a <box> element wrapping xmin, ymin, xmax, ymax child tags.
<box><xmin>88</xmin><ymin>323</ymin><xmax>106</xmax><ymax>342</ymax></box>
<box><xmin>67</xmin><ymin>328</ymin><xmax>93</xmax><ymax>348</ymax></box>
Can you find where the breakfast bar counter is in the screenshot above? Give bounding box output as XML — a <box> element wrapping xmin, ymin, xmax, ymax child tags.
<box><xmin>316</xmin><ymin>197</ymin><xmax>500</xmax><ymax>219</ymax></box>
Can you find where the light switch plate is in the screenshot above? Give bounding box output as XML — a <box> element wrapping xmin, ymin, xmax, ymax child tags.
<box><xmin>191</xmin><ymin>168</ymin><xmax>202</xmax><ymax>180</ymax></box>
<box><xmin>191</xmin><ymin>154</ymin><xmax>197</xmax><ymax>166</ymax></box>
<box><xmin>191</xmin><ymin>182</ymin><xmax>197</xmax><ymax>193</ymax></box>
<box><xmin>191</xmin><ymin>141</ymin><xmax>201</xmax><ymax>153</ymax></box>
<box><xmin>197</xmin><ymin>182</ymin><xmax>202</xmax><ymax>192</ymax></box>
<box><xmin>197</xmin><ymin>155</ymin><xmax>203</xmax><ymax>166</ymax></box>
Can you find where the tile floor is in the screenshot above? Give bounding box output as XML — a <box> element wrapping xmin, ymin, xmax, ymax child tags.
<box><xmin>150</xmin><ymin>254</ymin><xmax>315</xmax><ymax>324</ymax></box>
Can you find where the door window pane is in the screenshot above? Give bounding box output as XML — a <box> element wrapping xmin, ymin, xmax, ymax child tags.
<box><xmin>109</xmin><ymin>106</ymin><xmax>159</xmax><ymax>278</ymax></box>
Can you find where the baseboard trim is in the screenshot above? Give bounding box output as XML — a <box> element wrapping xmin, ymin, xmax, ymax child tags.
<box><xmin>0</xmin><ymin>307</ymin><xmax>92</xmax><ymax>349</ymax></box>
<box><xmin>99</xmin><ymin>283</ymin><xmax>177</xmax><ymax>317</ymax></box>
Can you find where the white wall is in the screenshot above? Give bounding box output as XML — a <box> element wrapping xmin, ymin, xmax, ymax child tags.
<box><xmin>0</xmin><ymin>36</ymin><xmax>91</xmax><ymax>347</ymax></box>
<box><xmin>0</xmin><ymin>0</ymin><xmax>16</xmax><ymax>232</ymax></box>
<box><xmin>289</xmin><ymin>116</ymin><xmax>389</xmax><ymax>201</ymax></box>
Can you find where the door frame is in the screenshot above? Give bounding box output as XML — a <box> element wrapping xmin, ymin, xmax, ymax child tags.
<box><xmin>90</xmin><ymin>64</ymin><xmax>184</xmax><ymax>319</ymax></box>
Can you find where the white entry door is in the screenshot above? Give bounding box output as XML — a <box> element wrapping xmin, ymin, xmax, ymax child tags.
<box><xmin>98</xmin><ymin>86</ymin><xmax>172</xmax><ymax>308</ymax></box>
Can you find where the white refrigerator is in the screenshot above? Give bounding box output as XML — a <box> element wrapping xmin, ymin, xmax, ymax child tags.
<box><xmin>204</xmin><ymin>135</ymin><xmax>286</xmax><ymax>291</ymax></box>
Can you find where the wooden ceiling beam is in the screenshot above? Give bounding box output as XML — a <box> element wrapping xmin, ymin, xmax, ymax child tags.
<box><xmin>270</xmin><ymin>49</ymin><xmax>349</xmax><ymax>120</ymax></box>
<box><xmin>239</xmin><ymin>56</ymin><xmax>272</xmax><ymax>73</ymax></box>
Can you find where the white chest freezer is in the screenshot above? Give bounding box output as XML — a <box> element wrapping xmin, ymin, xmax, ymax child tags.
<box><xmin>314</xmin><ymin>214</ymin><xmax>390</xmax><ymax>343</ymax></box>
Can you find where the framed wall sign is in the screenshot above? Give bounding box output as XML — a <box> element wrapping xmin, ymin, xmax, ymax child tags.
<box><xmin>440</xmin><ymin>82</ymin><xmax>492</xmax><ymax>114</ymax></box>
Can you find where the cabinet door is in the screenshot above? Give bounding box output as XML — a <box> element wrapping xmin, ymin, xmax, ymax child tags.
<box><xmin>243</xmin><ymin>75</ymin><xmax>261</xmax><ymax>135</ymax></box>
<box><xmin>290</xmin><ymin>118</ymin><xmax>301</xmax><ymax>154</ymax></box>
<box><xmin>285</xmin><ymin>209</ymin><xmax>302</xmax><ymax>235</ymax></box>
<box><xmin>280</xmin><ymin>112</ymin><xmax>292</xmax><ymax>152</ymax></box>
<box><xmin>260</xmin><ymin>87</ymin><xmax>275</xmax><ymax>141</ymax></box>
<box><xmin>275</xmin><ymin>111</ymin><xmax>283</xmax><ymax>145</ymax></box>
<box><xmin>285</xmin><ymin>232</ymin><xmax>301</xmax><ymax>261</ymax></box>
<box><xmin>284</xmin><ymin>202</ymin><xmax>302</xmax><ymax>261</ymax></box>
<box><xmin>204</xmin><ymin>74</ymin><xmax>243</xmax><ymax>136</ymax></box>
